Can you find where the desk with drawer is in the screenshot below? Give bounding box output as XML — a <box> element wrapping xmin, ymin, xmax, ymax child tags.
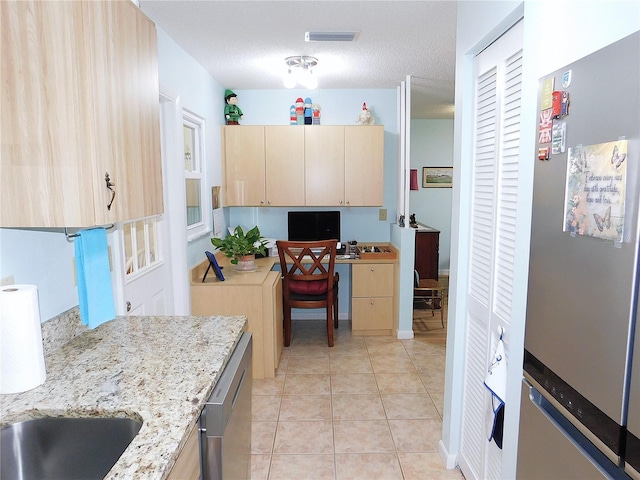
<box><xmin>189</xmin><ymin>243</ymin><xmax>399</xmax><ymax>378</ymax></box>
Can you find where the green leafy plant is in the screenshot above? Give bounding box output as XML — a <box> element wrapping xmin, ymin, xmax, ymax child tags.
<box><xmin>210</xmin><ymin>226</ymin><xmax>267</xmax><ymax>264</ymax></box>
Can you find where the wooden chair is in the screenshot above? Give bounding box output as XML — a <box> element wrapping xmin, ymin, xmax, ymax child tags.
<box><xmin>276</xmin><ymin>240</ymin><xmax>339</xmax><ymax>347</ymax></box>
<box><xmin>414</xmin><ymin>269</ymin><xmax>445</xmax><ymax>328</ymax></box>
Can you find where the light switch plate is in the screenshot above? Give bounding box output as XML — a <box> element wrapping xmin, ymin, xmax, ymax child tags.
<box><xmin>379</xmin><ymin>208</ymin><xmax>387</xmax><ymax>221</ymax></box>
<box><xmin>1</xmin><ymin>275</ymin><xmax>15</xmax><ymax>286</ymax></box>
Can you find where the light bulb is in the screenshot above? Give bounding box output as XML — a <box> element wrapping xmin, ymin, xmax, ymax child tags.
<box><xmin>284</xmin><ymin>68</ymin><xmax>296</xmax><ymax>89</ymax></box>
<box><xmin>305</xmin><ymin>69</ymin><xmax>318</xmax><ymax>90</ymax></box>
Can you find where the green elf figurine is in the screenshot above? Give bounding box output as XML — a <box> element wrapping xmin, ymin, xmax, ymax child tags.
<box><xmin>224</xmin><ymin>89</ymin><xmax>243</xmax><ymax>125</ymax></box>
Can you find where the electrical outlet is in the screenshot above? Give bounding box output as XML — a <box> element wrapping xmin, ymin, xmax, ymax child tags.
<box><xmin>1</xmin><ymin>275</ymin><xmax>15</xmax><ymax>286</ymax></box>
<box><xmin>378</xmin><ymin>208</ymin><xmax>387</xmax><ymax>221</ymax></box>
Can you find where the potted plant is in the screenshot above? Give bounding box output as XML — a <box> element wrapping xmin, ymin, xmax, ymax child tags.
<box><xmin>211</xmin><ymin>225</ymin><xmax>268</xmax><ymax>271</ymax></box>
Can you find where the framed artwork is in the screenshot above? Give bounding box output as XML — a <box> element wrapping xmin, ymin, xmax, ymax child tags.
<box><xmin>423</xmin><ymin>167</ymin><xmax>453</xmax><ymax>188</ymax></box>
<box><xmin>203</xmin><ymin>251</ymin><xmax>225</xmax><ymax>282</ymax></box>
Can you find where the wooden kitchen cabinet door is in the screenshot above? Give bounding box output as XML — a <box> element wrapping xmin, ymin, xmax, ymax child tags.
<box><xmin>83</xmin><ymin>0</ymin><xmax>163</xmax><ymax>224</ymax></box>
<box><xmin>265</xmin><ymin>126</ymin><xmax>304</xmax><ymax>206</ymax></box>
<box><xmin>223</xmin><ymin>126</ymin><xmax>266</xmax><ymax>206</ymax></box>
<box><xmin>305</xmin><ymin>126</ymin><xmax>345</xmax><ymax>206</ymax></box>
<box><xmin>0</xmin><ymin>0</ymin><xmax>162</xmax><ymax>227</ymax></box>
<box><xmin>345</xmin><ymin>126</ymin><xmax>384</xmax><ymax>206</ymax></box>
<box><xmin>1</xmin><ymin>1</ymin><xmax>96</xmax><ymax>227</ymax></box>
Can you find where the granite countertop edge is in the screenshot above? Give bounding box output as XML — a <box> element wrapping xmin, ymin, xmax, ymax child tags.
<box><xmin>0</xmin><ymin>312</ymin><xmax>248</xmax><ymax>479</ymax></box>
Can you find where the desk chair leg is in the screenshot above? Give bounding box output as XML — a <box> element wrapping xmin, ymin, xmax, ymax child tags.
<box><xmin>327</xmin><ymin>305</ymin><xmax>334</xmax><ymax>347</ymax></box>
<box><xmin>284</xmin><ymin>307</ymin><xmax>292</xmax><ymax>347</ymax></box>
<box><xmin>439</xmin><ymin>292</ymin><xmax>444</xmax><ymax>328</ymax></box>
<box><xmin>334</xmin><ymin>292</ymin><xmax>339</xmax><ymax>329</ymax></box>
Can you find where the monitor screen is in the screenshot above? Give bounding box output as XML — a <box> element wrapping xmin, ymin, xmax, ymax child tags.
<box><xmin>288</xmin><ymin>211</ymin><xmax>340</xmax><ymax>242</ymax></box>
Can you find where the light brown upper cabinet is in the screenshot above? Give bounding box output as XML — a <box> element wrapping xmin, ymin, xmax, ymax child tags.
<box><xmin>223</xmin><ymin>126</ymin><xmax>266</xmax><ymax>206</ymax></box>
<box><xmin>1</xmin><ymin>0</ymin><xmax>162</xmax><ymax>228</ymax></box>
<box><xmin>345</xmin><ymin>126</ymin><xmax>384</xmax><ymax>206</ymax></box>
<box><xmin>223</xmin><ymin>126</ymin><xmax>306</xmax><ymax>207</ymax></box>
<box><xmin>265</xmin><ymin>126</ymin><xmax>305</xmax><ymax>206</ymax></box>
<box><xmin>305</xmin><ymin>126</ymin><xmax>345</xmax><ymax>206</ymax></box>
<box><xmin>222</xmin><ymin>125</ymin><xmax>383</xmax><ymax>207</ymax></box>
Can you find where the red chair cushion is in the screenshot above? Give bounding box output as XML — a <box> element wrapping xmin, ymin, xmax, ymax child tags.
<box><xmin>289</xmin><ymin>279</ymin><xmax>327</xmax><ymax>295</ymax></box>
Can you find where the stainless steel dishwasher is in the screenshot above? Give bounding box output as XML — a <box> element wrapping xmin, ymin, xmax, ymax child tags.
<box><xmin>199</xmin><ymin>332</ymin><xmax>252</xmax><ymax>480</ymax></box>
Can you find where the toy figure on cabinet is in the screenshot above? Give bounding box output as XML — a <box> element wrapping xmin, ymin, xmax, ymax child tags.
<box><xmin>312</xmin><ymin>104</ymin><xmax>321</xmax><ymax>124</ymax></box>
<box><xmin>295</xmin><ymin>97</ymin><xmax>304</xmax><ymax>125</ymax></box>
<box><xmin>224</xmin><ymin>90</ymin><xmax>243</xmax><ymax>125</ymax></box>
<box><xmin>304</xmin><ymin>97</ymin><xmax>313</xmax><ymax>124</ymax></box>
<box><xmin>356</xmin><ymin>102</ymin><xmax>375</xmax><ymax>125</ymax></box>
<box><xmin>290</xmin><ymin>105</ymin><xmax>297</xmax><ymax>125</ymax></box>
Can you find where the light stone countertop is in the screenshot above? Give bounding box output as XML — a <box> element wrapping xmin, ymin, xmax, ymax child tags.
<box><xmin>0</xmin><ymin>313</ymin><xmax>247</xmax><ymax>479</ymax></box>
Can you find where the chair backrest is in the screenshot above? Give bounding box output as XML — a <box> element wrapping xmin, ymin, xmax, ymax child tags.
<box><xmin>276</xmin><ymin>240</ymin><xmax>338</xmax><ymax>295</ymax></box>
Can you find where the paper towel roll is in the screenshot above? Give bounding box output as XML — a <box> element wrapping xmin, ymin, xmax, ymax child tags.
<box><xmin>1</xmin><ymin>284</ymin><xmax>46</xmax><ymax>394</ymax></box>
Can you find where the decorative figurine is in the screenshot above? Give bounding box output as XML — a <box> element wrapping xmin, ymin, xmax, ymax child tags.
<box><xmin>356</xmin><ymin>102</ymin><xmax>375</xmax><ymax>125</ymax></box>
<box><xmin>290</xmin><ymin>105</ymin><xmax>297</xmax><ymax>125</ymax></box>
<box><xmin>312</xmin><ymin>104</ymin><xmax>321</xmax><ymax>124</ymax></box>
<box><xmin>304</xmin><ymin>97</ymin><xmax>313</xmax><ymax>125</ymax></box>
<box><xmin>398</xmin><ymin>215</ymin><xmax>405</xmax><ymax>227</ymax></box>
<box><xmin>295</xmin><ymin>97</ymin><xmax>304</xmax><ymax>125</ymax></box>
<box><xmin>224</xmin><ymin>90</ymin><xmax>243</xmax><ymax>125</ymax></box>
<box><xmin>409</xmin><ymin>214</ymin><xmax>418</xmax><ymax>228</ymax></box>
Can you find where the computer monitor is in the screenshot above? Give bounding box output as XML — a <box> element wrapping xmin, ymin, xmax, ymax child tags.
<box><xmin>287</xmin><ymin>211</ymin><xmax>340</xmax><ymax>242</ymax></box>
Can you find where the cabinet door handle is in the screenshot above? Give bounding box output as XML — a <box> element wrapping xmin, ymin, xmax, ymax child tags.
<box><xmin>105</xmin><ymin>172</ymin><xmax>116</xmax><ymax>211</ymax></box>
<box><xmin>339</xmin><ymin>200</ymin><xmax>343</xmax><ymax>204</ymax></box>
<box><xmin>260</xmin><ymin>200</ymin><xmax>265</xmax><ymax>204</ymax></box>
<box><xmin>126</xmin><ymin>301</ymin><xmax>132</xmax><ymax>312</ymax></box>
<box><xmin>370</xmin><ymin>300</ymin><xmax>374</xmax><ymax>305</ymax></box>
<box><xmin>370</xmin><ymin>267</ymin><xmax>375</xmax><ymax>272</ymax></box>
<box><xmin>346</xmin><ymin>200</ymin><xmax>350</xmax><ymax>205</ymax></box>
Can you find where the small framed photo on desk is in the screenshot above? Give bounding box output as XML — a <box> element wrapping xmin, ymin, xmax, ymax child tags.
<box><xmin>203</xmin><ymin>251</ymin><xmax>225</xmax><ymax>282</ymax></box>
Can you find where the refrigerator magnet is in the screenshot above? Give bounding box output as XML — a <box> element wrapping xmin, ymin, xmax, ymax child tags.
<box><xmin>552</xmin><ymin>122</ymin><xmax>566</xmax><ymax>154</ymax></box>
<box><xmin>538</xmin><ymin>147</ymin><xmax>551</xmax><ymax>161</ymax></box>
<box><xmin>562</xmin><ymin>69</ymin><xmax>572</xmax><ymax>88</ymax></box>
<box><xmin>538</xmin><ymin>109</ymin><xmax>553</xmax><ymax>144</ymax></box>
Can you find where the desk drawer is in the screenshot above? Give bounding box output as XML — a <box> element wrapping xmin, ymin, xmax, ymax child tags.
<box><xmin>352</xmin><ymin>296</ymin><xmax>393</xmax><ymax>332</ymax></box>
<box><xmin>352</xmin><ymin>264</ymin><xmax>394</xmax><ymax>297</ymax></box>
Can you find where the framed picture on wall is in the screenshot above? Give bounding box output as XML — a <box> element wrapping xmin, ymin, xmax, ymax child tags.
<box><xmin>423</xmin><ymin>167</ymin><xmax>453</xmax><ymax>188</ymax></box>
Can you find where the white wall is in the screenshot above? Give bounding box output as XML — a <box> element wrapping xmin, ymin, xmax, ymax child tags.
<box><xmin>410</xmin><ymin>119</ymin><xmax>454</xmax><ymax>273</ymax></box>
<box><xmin>444</xmin><ymin>1</ymin><xmax>640</xmax><ymax>478</ymax></box>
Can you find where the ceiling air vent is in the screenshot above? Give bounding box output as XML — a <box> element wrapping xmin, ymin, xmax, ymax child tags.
<box><xmin>305</xmin><ymin>31</ymin><xmax>360</xmax><ymax>42</ymax></box>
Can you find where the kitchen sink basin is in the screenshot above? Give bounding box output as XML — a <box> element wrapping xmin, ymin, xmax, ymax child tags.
<box><xmin>1</xmin><ymin>416</ymin><xmax>142</xmax><ymax>480</ymax></box>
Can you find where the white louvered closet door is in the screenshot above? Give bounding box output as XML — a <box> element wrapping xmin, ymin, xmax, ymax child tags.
<box><xmin>458</xmin><ymin>20</ymin><xmax>523</xmax><ymax>480</ymax></box>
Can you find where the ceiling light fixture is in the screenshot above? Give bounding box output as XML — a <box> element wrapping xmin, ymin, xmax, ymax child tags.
<box><xmin>284</xmin><ymin>56</ymin><xmax>318</xmax><ymax>90</ymax></box>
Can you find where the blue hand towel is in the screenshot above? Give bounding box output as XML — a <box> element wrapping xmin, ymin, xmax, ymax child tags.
<box><xmin>74</xmin><ymin>228</ymin><xmax>116</xmax><ymax>329</ymax></box>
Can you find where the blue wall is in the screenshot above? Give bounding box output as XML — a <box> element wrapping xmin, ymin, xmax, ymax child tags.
<box><xmin>410</xmin><ymin>119</ymin><xmax>454</xmax><ymax>273</ymax></box>
<box><xmin>223</xmin><ymin>89</ymin><xmax>399</xmax><ymax>320</ymax></box>
<box><xmin>224</xmin><ymin>88</ymin><xmax>398</xmax><ymax>243</ymax></box>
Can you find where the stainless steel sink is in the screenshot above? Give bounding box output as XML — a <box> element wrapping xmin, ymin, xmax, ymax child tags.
<box><xmin>1</xmin><ymin>416</ymin><xmax>142</xmax><ymax>480</ymax></box>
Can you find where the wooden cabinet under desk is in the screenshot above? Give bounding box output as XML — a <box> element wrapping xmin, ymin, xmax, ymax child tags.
<box><xmin>190</xmin><ymin>256</ymin><xmax>282</xmax><ymax>379</ymax></box>
<box><xmin>414</xmin><ymin>224</ymin><xmax>440</xmax><ymax>281</ymax></box>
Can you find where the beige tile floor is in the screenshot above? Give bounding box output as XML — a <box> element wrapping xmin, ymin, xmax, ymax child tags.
<box><xmin>251</xmin><ymin>299</ymin><xmax>464</xmax><ymax>480</ymax></box>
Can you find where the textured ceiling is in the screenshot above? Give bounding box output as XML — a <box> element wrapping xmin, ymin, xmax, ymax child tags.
<box><xmin>139</xmin><ymin>1</ymin><xmax>457</xmax><ymax>119</ymax></box>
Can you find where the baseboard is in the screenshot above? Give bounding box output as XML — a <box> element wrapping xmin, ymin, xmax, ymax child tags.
<box><xmin>438</xmin><ymin>439</ymin><xmax>458</xmax><ymax>469</ymax></box>
<box><xmin>439</xmin><ymin>269</ymin><xmax>450</xmax><ymax>277</ymax></box>
<box><xmin>396</xmin><ymin>329</ymin><xmax>414</xmax><ymax>339</ymax></box>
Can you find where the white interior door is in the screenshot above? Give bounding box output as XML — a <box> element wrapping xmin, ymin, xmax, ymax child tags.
<box><xmin>116</xmin><ymin>216</ymin><xmax>173</xmax><ymax>315</ymax></box>
<box><xmin>458</xmin><ymin>20</ymin><xmax>523</xmax><ymax>480</ymax></box>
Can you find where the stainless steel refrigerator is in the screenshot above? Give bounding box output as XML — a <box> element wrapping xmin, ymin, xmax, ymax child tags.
<box><xmin>517</xmin><ymin>32</ymin><xmax>640</xmax><ymax>480</ymax></box>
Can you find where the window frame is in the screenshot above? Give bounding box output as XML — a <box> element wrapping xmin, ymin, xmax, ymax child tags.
<box><xmin>182</xmin><ymin>109</ymin><xmax>209</xmax><ymax>241</ymax></box>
